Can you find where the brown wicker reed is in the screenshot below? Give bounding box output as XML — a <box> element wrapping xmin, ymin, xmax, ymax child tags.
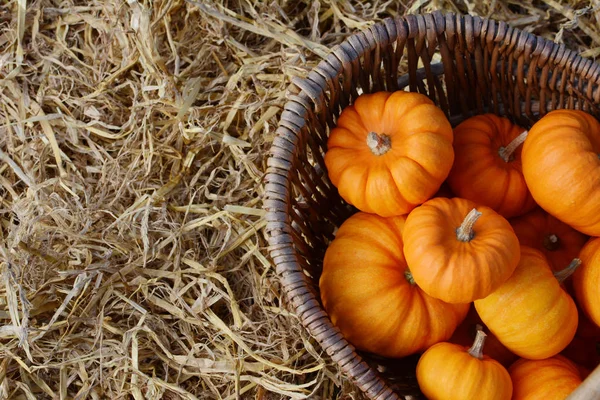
<box><xmin>263</xmin><ymin>11</ymin><xmax>600</xmax><ymax>399</ymax></box>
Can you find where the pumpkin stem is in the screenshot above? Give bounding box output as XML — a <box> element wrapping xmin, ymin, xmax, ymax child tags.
<box><xmin>554</xmin><ymin>258</ymin><xmax>582</xmax><ymax>283</ymax></box>
<box><xmin>456</xmin><ymin>208</ymin><xmax>483</xmax><ymax>242</ymax></box>
<box><xmin>404</xmin><ymin>269</ymin><xmax>416</xmax><ymax>286</ymax></box>
<box><xmin>543</xmin><ymin>234</ymin><xmax>560</xmax><ymax>251</ymax></box>
<box><xmin>498</xmin><ymin>130</ymin><xmax>528</xmax><ymax>162</ymax></box>
<box><xmin>467</xmin><ymin>327</ymin><xmax>487</xmax><ymax>360</ymax></box>
<box><xmin>367</xmin><ymin>132</ymin><xmax>392</xmax><ymax>156</ymax></box>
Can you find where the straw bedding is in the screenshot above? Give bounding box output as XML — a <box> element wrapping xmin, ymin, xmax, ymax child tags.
<box><xmin>0</xmin><ymin>0</ymin><xmax>599</xmax><ymax>399</ymax></box>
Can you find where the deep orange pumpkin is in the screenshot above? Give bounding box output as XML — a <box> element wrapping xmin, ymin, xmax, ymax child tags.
<box><xmin>522</xmin><ymin>109</ymin><xmax>600</xmax><ymax>236</ymax></box>
<box><xmin>509</xmin><ymin>355</ymin><xmax>583</xmax><ymax>400</ymax></box>
<box><xmin>324</xmin><ymin>91</ymin><xmax>454</xmax><ymax>217</ymax></box>
<box><xmin>319</xmin><ymin>211</ymin><xmax>469</xmax><ymax>358</ymax></box>
<box><xmin>403</xmin><ymin>197</ymin><xmax>520</xmax><ymax>303</ymax></box>
<box><xmin>416</xmin><ymin>329</ymin><xmax>513</xmax><ymax>400</ymax></box>
<box><xmin>572</xmin><ymin>237</ymin><xmax>600</xmax><ymax>329</ymax></box>
<box><xmin>474</xmin><ymin>246</ymin><xmax>578</xmax><ymax>359</ymax></box>
<box><xmin>509</xmin><ymin>207</ymin><xmax>588</xmax><ymax>273</ymax></box>
<box><xmin>447</xmin><ymin>114</ymin><xmax>536</xmax><ymax>218</ymax></box>
<box><xmin>449</xmin><ymin>305</ymin><xmax>518</xmax><ymax>368</ymax></box>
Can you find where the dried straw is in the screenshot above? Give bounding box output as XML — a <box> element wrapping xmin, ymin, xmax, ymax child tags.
<box><xmin>0</xmin><ymin>0</ymin><xmax>597</xmax><ymax>399</ymax></box>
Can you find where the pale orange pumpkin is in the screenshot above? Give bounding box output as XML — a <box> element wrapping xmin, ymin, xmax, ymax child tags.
<box><xmin>416</xmin><ymin>328</ymin><xmax>513</xmax><ymax>400</ymax></box>
<box><xmin>319</xmin><ymin>211</ymin><xmax>469</xmax><ymax>358</ymax></box>
<box><xmin>522</xmin><ymin>109</ymin><xmax>600</xmax><ymax>236</ymax></box>
<box><xmin>474</xmin><ymin>246</ymin><xmax>579</xmax><ymax>359</ymax></box>
<box><xmin>447</xmin><ymin>114</ymin><xmax>536</xmax><ymax>218</ymax></box>
<box><xmin>510</xmin><ymin>207</ymin><xmax>588</xmax><ymax>273</ymax></box>
<box><xmin>403</xmin><ymin>197</ymin><xmax>520</xmax><ymax>303</ymax></box>
<box><xmin>572</xmin><ymin>237</ymin><xmax>600</xmax><ymax>329</ymax></box>
<box><xmin>509</xmin><ymin>355</ymin><xmax>583</xmax><ymax>400</ymax></box>
<box><xmin>324</xmin><ymin>91</ymin><xmax>454</xmax><ymax>217</ymax></box>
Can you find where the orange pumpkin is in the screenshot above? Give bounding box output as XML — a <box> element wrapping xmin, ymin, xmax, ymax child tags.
<box><xmin>416</xmin><ymin>328</ymin><xmax>513</xmax><ymax>400</ymax></box>
<box><xmin>509</xmin><ymin>207</ymin><xmax>588</xmax><ymax>273</ymax></box>
<box><xmin>449</xmin><ymin>305</ymin><xmax>518</xmax><ymax>368</ymax></box>
<box><xmin>572</xmin><ymin>237</ymin><xmax>600</xmax><ymax>329</ymax></box>
<box><xmin>447</xmin><ymin>114</ymin><xmax>536</xmax><ymax>218</ymax></box>
<box><xmin>324</xmin><ymin>91</ymin><xmax>454</xmax><ymax>217</ymax></box>
<box><xmin>509</xmin><ymin>355</ymin><xmax>583</xmax><ymax>400</ymax></box>
<box><xmin>522</xmin><ymin>109</ymin><xmax>600</xmax><ymax>236</ymax></box>
<box><xmin>403</xmin><ymin>197</ymin><xmax>520</xmax><ymax>303</ymax></box>
<box><xmin>319</xmin><ymin>211</ymin><xmax>469</xmax><ymax>358</ymax></box>
<box><xmin>474</xmin><ymin>246</ymin><xmax>578</xmax><ymax>359</ymax></box>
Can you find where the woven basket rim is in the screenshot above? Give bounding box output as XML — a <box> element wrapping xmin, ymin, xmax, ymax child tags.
<box><xmin>263</xmin><ymin>10</ymin><xmax>600</xmax><ymax>400</ymax></box>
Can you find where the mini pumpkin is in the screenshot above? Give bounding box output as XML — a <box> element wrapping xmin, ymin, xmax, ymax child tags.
<box><xmin>509</xmin><ymin>355</ymin><xmax>583</xmax><ymax>400</ymax></box>
<box><xmin>474</xmin><ymin>246</ymin><xmax>579</xmax><ymax>359</ymax></box>
<box><xmin>447</xmin><ymin>114</ymin><xmax>536</xmax><ymax>218</ymax></box>
<box><xmin>572</xmin><ymin>237</ymin><xmax>600</xmax><ymax>329</ymax></box>
<box><xmin>324</xmin><ymin>91</ymin><xmax>454</xmax><ymax>217</ymax></box>
<box><xmin>509</xmin><ymin>207</ymin><xmax>588</xmax><ymax>273</ymax></box>
<box><xmin>522</xmin><ymin>109</ymin><xmax>600</xmax><ymax>236</ymax></box>
<box><xmin>319</xmin><ymin>211</ymin><xmax>469</xmax><ymax>358</ymax></box>
<box><xmin>403</xmin><ymin>197</ymin><xmax>520</xmax><ymax>303</ymax></box>
<box><xmin>416</xmin><ymin>328</ymin><xmax>513</xmax><ymax>400</ymax></box>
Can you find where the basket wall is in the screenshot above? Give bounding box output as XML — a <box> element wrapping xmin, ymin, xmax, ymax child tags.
<box><xmin>264</xmin><ymin>11</ymin><xmax>600</xmax><ymax>400</ymax></box>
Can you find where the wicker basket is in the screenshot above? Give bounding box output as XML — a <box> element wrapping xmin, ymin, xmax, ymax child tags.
<box><xmin>263</xmin><ymin>11</ymin><xmax>600</xmax><ymax>399</ymax></box>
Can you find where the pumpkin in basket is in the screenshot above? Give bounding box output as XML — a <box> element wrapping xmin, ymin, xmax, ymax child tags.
<box><xmin>416</xmin><ymin>328</ymin><xmax>513</xmax><ymax>400</ymax></box>
<box><xmin>522</xmin><ymin>109</ymin><xmax>600</xmax><ymax>236</ymax></box>
<box><xmin>324</xmin><ymin>90</ymin><xmax>454</xmax><ymax>217</ymax></box>
<box><xmin>319</xmin><ymin>211</ymin><xmax>470</xmax><ymax>358</ymax></box>
<box><xmin>508</xmin><ymin>355</ymin><xmax>583</xmax><ymax>400</ymax></box>
<box><xmin>403</xmin><ymin>197</ymin><xmax>520</xmax><ymax>304</ymax></box>
<box><xmin>509</xmin><ymin>207</ymin><xmax>588</xmax><ymax>273</ymax></box>
<box><xmin>572</xmin><ymin>237</ymin><xmax>600</xmax><ymax>329</ymax></box>
<box><xmin>447</xmin><ymin>114</ymin><xmax>536</xmax><ymax>218</ymax></box>
<box><xmin>474</xmin><ymin>246</ymin><xmax>579</xmax><ymax>360</ymax></box>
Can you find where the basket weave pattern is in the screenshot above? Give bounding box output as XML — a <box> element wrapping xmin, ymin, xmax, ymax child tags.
<box><xmin>264</xmin><ymin>11</ymin><xmax>600</xmax><ymax>399</ymax></box>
